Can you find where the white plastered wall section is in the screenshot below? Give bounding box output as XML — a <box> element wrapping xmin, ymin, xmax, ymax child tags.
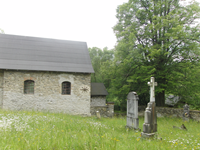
<box><xmin>0</xmin><ymin>70</ymin><xmax>3</xmax><ymax>108</ymax></box>
<box><xmin>2</xmin><ymin>70</ymin><xmax>91</xmax><ymax>115</ymax></box>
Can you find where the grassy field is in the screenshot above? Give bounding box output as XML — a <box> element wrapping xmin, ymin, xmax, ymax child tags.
<box><xmin>0</xmin><ymin>110</ymin><xmax>200</xmax><ymax>150</ymax></box>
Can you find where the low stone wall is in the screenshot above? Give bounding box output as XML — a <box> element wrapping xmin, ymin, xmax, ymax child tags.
<box><xmin>138</xmin><ymin>106</ymin><xmax>200</xmax><ymax>121</ymax></box>
<box><xmin>156</xmin><ymin>107</ymin><xmax>200</xmax><ymax>121</ymax></box>
<box><xmin>113</xmin><ymin>106</ymin><xmax>200</xmax><ymax>121</ymax></box>
<box><xmin>90</xmin><ymin>103</ymin><xmax>114</xmax><ymax>117</ymax></box>
<box><xmin>190</xmin><ymin>110</ymin><xmax>200</xmax><ymax>121</ymax></box>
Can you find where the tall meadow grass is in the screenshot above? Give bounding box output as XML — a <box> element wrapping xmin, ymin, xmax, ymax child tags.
<box><xmin>0</xmin><ymin>109</ymin><xmax>199</xmax><ymax>150</ymax></box>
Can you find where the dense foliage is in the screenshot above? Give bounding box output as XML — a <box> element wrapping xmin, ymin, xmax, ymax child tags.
<box><xmin>89</xmin><ymin>47</ymin><xmax>114</xmax><ymax>85</ymax></box>
<box><xmin>89</xmin><ymin>0</ymin><xmax>200</xmax><ymax>110</ymax></box>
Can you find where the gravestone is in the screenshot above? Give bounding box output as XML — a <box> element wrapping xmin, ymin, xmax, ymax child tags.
<box><xmin>107</xmin><ymin>102</ymin><xmax>114</xmax><ymax>118</ymax></box>
<box><xmin>141</xmin><ymin>77</ymin><xmax>157</xmax><ymax>138</ymax></box>
<box><xmin>96</xmin><ymin>111</ymin><xmax>101</xmax><ymax>119</ymax></box>
<box><xmin>126</xmin><ymin>91</ymin><xmax>140</xmax><ymax>130</ymax></box>
<box><xmin>183</xmin><ymin>103</ymin><xmax>189</xmax><ymax>121</ymax></box>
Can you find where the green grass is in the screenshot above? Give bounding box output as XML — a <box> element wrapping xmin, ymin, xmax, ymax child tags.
<box><xmin>0</xmin><ymin>110</ymin><xmax>200</xmax><ymax>150</ymax></box>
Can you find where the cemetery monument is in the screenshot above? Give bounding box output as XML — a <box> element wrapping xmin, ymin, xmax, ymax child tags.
<box><xmin>126</xmin><ymin>92</ymin><xmax>140</xmax><ymax>130</ymax></box>
<box><xmin>96</xmin><ymin>111</ymin><xmax>101</xmax><ymax>119</ymax></box>
<box><xmin>183</xmin><ymin>103</ymin><xmax>189</xmax><ymax>121</ymax></box>
<box><xmin>141</xmin><ymin>77</ymin><xmax>157</xmax><ymax>138</ymax></box>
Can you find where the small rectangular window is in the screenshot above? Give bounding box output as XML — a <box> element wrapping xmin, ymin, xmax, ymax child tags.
<box><xmin>24</xmin><ymin>80</ymin><xmax>34</xmax><ymax>94</ymax></box>
<box><xmin>62</xmin><ymin>82</ymin><xmax>71</xmax><ymax>95</ymax></box>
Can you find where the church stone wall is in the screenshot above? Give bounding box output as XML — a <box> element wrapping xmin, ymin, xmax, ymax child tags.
<box><xmin>0</xmin><ymin>70</ymin><xmax>3</xmax><ymax>108</ymax></box>
<box><xmin>2</xmin><ymin>70</ymin><xmax>91</xmax><ymax>115</ymax></box>
<box><xmin>90</xmin><ymin>96</ymin><xmax>106</xmax><ymax>106</ymax></box>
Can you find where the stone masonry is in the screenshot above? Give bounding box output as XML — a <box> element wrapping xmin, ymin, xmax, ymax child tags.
<box><xmin>90</xmin><ymin>104</ymin><xmax>114</xmax><ymax>118</ymax></box>
<box><xmin>90</xmin><ymin>96</ymin><xmax>106</xmax><ymax>106</ymax></box>
<box><xmin>138</xmin><ymin>106</ymin><xmax>200</xmax><ymax>121</ymax></box>
<box><xmin>1</xmin><ymin>70</ymin><xmax>91</xmax><ymax>115</ymax></box>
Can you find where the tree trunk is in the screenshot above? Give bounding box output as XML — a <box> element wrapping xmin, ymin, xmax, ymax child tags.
<box><xmin>156</xmin><ymin>90</ymin><xmax>165</xmax><ymax>106</ymax></box>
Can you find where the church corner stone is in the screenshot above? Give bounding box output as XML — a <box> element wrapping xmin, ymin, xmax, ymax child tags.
<box><xmin>0</xmin><ymin>70</ymin><xmax>3</xmax><ymax>109</ymax></box>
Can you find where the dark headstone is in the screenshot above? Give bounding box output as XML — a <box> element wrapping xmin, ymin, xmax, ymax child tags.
<box><xmin>183</xmin><ymin>103</ymin><xmax>189</xmax><ymax>121</ymax></box>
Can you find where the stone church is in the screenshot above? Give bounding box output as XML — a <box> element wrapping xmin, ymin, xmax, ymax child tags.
<box><xmin>0</xmin><ymin>34</ymin><xmax>94</xmax><ymax>115</ymax></box>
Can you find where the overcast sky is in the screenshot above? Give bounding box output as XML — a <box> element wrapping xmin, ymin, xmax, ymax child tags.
<box><xmin>0</xmin><ymin>0</ymin><xmax>128</xmax><ymax>49</ymax></box>
<box><xmin>0</xmin><ymin>0</ymin><xmax>199</xmax><ymax>50</ymax></box>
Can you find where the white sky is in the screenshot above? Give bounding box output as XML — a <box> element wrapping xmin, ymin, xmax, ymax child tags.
<box><xmin>0</xmin><ymin>0</ymin><xmax>199</xmax><ymax>50</ymax></box>
<box><xmin>0</xmin><ymin>0</ymin><xmax>128</xmax><ymax>49</ymax></box>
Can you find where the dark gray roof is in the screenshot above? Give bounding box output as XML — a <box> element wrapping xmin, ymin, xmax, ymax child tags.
<box><xmin>0</xmin><ymin>34</ymin><xmax>94</xmax><ymax>73</ymax></box>
<box><xmin>91</xmin><ymin>83</ymin><xmax>108</xmax><ymax>96</ymax></box>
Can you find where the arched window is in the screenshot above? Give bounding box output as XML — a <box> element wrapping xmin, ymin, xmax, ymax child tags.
<box><xmin>24</xmin><ymin>80</ymin><xmax>34</xmax><ymax>94</ymax></box>
<box><xmin>62</xmin><ymin>81</ymin><xmax>71</xmax><ymax>95</ymax></box>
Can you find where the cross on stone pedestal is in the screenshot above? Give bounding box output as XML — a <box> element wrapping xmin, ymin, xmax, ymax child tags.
<box><xmin>148</xmin><ymin>77</ymin><xmax>157</xmax><ymax>102</ymax></box>
<box><xmin>141</xmin><ymin>77</ymin><xmax>158</xmax><ymax>138</ymax></box>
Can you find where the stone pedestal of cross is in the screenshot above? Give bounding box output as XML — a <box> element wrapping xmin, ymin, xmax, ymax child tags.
<box><xmin>126</xmin><ymin>91</ymin><xmax>140</xmax><ymax>130</ymax></box>
<box><xmin>141</xmin><ymin>77</ymin><xmax>157</xmax><ymax>138</ymax></box>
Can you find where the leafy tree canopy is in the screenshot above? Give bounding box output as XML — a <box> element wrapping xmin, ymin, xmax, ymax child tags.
<box><xmin>89</xmin><ymin>47</ymin><xmax>114</xmax><ymax>84</ymax></box>
<box><xmin>112</xmin><ymin>0</ymin><xmax>200</xmax><ymax>107</ymax></box>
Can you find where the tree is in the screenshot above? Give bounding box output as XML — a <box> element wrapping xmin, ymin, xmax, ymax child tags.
<box><xmin>88</xmin><ymin>47</ymin><xmax>114</xmax><ymax>83</ymax></box>
<box><xmin>113</xmin><ymin>0</ymin><xmax>200</xmax><ymax>106</ymax></box>
<box><xmin>89</xmin><ymin>47</ymin><xmax>119</xmax><ymax>107</ymax></box>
